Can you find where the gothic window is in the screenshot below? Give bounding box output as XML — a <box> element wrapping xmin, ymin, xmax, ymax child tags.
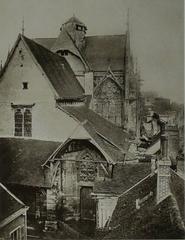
<box><xmin>94</xmin><ymin>78</ymin><xmax>122</xmax><ymax>126</ymax></box>
<box><xmin>14</xmin><ymin>107</ymin><xmax>32</xmax><ymax>137</ymax></box>
<box><xmin>78</xmin><ymin>152</ymin><xmax>96</xmax><ymax>182</ymax></box>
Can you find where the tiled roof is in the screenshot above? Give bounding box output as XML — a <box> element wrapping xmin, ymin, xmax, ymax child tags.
<box><xmin>23</xmin><ymin>36</ymin><xmax>84</xmax><ymax>98</ymax></box>
<box><xmin>60</xmin><ymin>105</ymin><xmax>129</xmax><ymax>152</ymax></box>
<box><xmin>83</xmin><ymin>121</ymin><xmax>125</xmax><ymax>164</ymax></box>
<box><xmin>0</xmin><ymin>138</ymin><xmax>60</xmax><ymax>187</ymax></box>
<box><xmin>83</xmin><ymin>35</ymin><xmax>126</xmax><ymax>71</ymax></box>
<box><xmin>94</xmin><ymin>163</ymin><xmax>151</xmax><ymax>194</ymax></box>
<box><xmin>0</xmin><ymin>183</ymin><xmax>25</xmax><ymax>222</ymax></box>
<box><xmin>34</xmin><ymin>37</ymin><xmax>56</xmax><ymax>49</ymax></box>
<box><xmin>170</xmin><ymin>170</ymin><xmax>185</xmax><ymax>224</ymax></box>
<box><xmin>33</xmin><ymin>37</ymin><xmax>56</xmax><ymax>49</ymax></box>
<box><xmin>104</xmin><ymin>170</ymin><xmax>185</xmax><ymax>239</ymax></box>
<box><xmin>105</xmin><ymin>194</ymin><xmax>185</xmax><ymax>239</ymax></box>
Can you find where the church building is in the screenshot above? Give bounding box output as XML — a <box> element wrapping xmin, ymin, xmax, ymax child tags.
<box><xmin>0</xmin><ymin>15</ymin><xmax>142</xmax><ymax>233</ymax></box>
<box><xmin>34</xmin><ymin>16</ymin><xmax>141</xmax><ymax>136</ymax></box>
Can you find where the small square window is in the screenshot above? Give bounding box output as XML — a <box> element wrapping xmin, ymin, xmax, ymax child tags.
<box><xmin>22</xmin><ymin>82</ymin><xmax>28</xmax><ymax>89</ymax></box>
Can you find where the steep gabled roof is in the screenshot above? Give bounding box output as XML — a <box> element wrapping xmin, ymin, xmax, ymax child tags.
<box><xmin>22</xmin><ymin>35</ymin><xmax>84</xmax><ymax>98</ymax></box>
<box><xmin>45</xmin><ymin>121</ymin><xmax>125</xmax><ymax>166</ymax></box>
<box><xmin>0</xmin><ymin>34</ymin><xmax>84</xmax><ymax>99</ymax></box>
<box><xmin>58</xmin><ymin>105</ymin><xmax>129</xmax><ymax>152</ymax></box>
<box><xmin>0</xmin><ymin>138</ymin><xmax>60</xmax><ymax>187</ymax></box>
<box><xmin>0</xmin><ymin>182</ymin><xmax>25</xmax><ymax>222</ymax></box>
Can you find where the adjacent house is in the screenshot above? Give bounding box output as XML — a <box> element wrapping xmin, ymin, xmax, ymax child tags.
<box><xmin>0</xmin><ymin>182</ymin><xmax>28</xmax><ymax>240</ymax></box>
<box><xmin>103</xmin><ymin>161</ymin><xmax>185</xmax><ymax>239</ymax></box>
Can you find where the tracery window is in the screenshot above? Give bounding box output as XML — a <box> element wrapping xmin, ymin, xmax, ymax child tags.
<box><xmin>78</xmin><ymin>152</ymin><xmax>96</xmax><ymax>182</ymax></box>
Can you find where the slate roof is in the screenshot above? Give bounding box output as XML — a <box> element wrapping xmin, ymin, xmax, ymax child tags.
<box><xmin>59</xmin><ymin>105</ymin><xmax>129</xmax><ymax>152</ymax></box>
<box><xmin>33</xmin><ymin>37</ymin><xmax>56</xmax><ymax>49</ymax></box>
<box><xmin>83</xmin><ymin>35</ymin><xmax>126</xmax><ymax>71</ymax></box>
<box><xmin>0</xmin><ymin>138</ymin><xmax>60</xmax><ymax>188</ymax></box>
<box><xmin>105</xmin><ymin>194</ymin><xmax>185</xmax><ymax>239</ymax></box>
<box><xmin>103</xmin><ymin>170</ymin><xmax>185</xmax><ymax>239</ymax></box>
<box><xmin>94</xmin><ymin>163</ymin><xmax>151</xmax><ymax>194</ymax></box>
<box><xmin>22</xmin><ymin>36</ymin><xmax>84</xmax><ymax>98</ymax></box>
<box><xmin>34</xmin><ymin>34</ymin><xmax>126</xmax><ymax>71</ymax></box>
<box><xmin>82</xmin><ymin>121</ymin><xmax>125</xmax><ymax>164</ymax></box>
<box><xmin>170</xmin><ymin>170</ymin><xmax>185</xmax><ymax>224</ymax></box>
<box><xmin>0</xmin><ymin>183</ymin><xmax>25</xmax><ymax>222</ymax></box>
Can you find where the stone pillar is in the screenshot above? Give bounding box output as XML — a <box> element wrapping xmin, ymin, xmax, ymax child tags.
<box><xmin>157</xmin><ymin>160</ymin><xmax>171</xmax><ymax>203</ymax></box>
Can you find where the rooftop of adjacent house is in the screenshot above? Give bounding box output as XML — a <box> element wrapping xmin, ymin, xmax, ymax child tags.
<box><xmin>34</xmin><ymin>34</ymin><xmax>126</xmax><ymax>71</ymax></box>
<box><xmin>0</xmin><ymin>182</ymin><xmax>25</xmax><ymax>222</ymax></box>
<box><xmin>104</xmin><ymin>169</ymin><xmax>185</xmax><ymax>239</ymax></box>
<box><xmin>105</xmin><ymin>194</ymin><xmax>185</xmax><ymax>239</ymax></box>
<box><xmin>59</xmin><ymin>105</ymin><xmax>129</xmax><ymax>152</ymax></box>
<box><xmin>0</xmin><ymin>138</ymin><xmax>60</xmax><ymax>188</ymax></box>
<box><xmin>94</xmin><ymin>162</ymin><xmax>151</xmax><ymax>194</ymax></box>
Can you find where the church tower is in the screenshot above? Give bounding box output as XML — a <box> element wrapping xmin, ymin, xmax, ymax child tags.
<box><xmin>61</xmin><ymin>16</ymin><xmax>87</xmax><ymax>50</ymax></box>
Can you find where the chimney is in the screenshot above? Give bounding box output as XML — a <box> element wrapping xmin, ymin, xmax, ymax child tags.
<box><xmin>157</xmin><ymin>124</ymin><xmax>172</xmax><ymax>203</ymax></box>
<box><xmin>157</xmin><ymin>159</ymin><xmax>171</xmax><ymax>203</ymax></box>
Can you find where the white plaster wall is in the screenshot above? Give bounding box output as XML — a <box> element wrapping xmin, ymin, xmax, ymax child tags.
<box><xmin>97</xmin><ymin>197</ymin><xmax>118</xmax><ymax>229</ymax></box>
<box><xmin>0</xmin><ymin>39</ymin><xmax>79</xmax><ymax>142</ymax></box>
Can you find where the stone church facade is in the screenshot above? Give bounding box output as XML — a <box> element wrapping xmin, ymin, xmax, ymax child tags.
<box><xmin>35</xmin><ymin>16</ymin><xmax>141</xmax><ymax>137</ymax></box>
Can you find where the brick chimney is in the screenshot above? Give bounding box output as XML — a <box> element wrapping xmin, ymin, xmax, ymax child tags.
<box><xmin>157</xmin><ymin>159</ymin><xmax>171</xmax><ymax>203</ymax></box>
<box><xmin>157</xmin><ymin>125</ymin><xmax>171</xmax><ymax>203</ymax></box>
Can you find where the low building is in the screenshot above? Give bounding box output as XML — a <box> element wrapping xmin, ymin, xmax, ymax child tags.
<box><xmin>103</xmin><ymin>161</ymin><xmax>185</xmax><ymax>239</ymax></box>
<box><xmin>0</xmin><ymin>183</ymin><xmax>28</xmax><ymax>240</ymax></box>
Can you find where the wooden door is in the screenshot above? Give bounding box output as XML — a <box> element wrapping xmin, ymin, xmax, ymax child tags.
<box><xmin>80</xmin><ymin>187</ymin><xmax>96</xmax><ymax>220</ymax></box>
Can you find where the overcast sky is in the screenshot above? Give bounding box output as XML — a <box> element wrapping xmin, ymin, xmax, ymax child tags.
<box><xmin>0</xmin><ymin>0</ymin><xmax>184</xmax><ymax>103</ymax></box>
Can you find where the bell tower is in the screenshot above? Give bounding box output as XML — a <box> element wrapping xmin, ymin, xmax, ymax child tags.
<box><xmin>61</xmin><ymin>15</ymin><xmax>87</xmax><ymax>50</ymax></box>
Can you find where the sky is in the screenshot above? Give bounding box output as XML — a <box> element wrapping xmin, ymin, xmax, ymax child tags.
<box><xmin>0</xmin><ymin>0</ymin><xmax>184</xmax><ymax>103</ymax></box>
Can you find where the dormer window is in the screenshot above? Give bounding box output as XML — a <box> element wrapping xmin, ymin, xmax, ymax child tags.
<box><xmin>22</xmin><ymin>82</ymin><xmax>28</xmax><ymax>89</ymax></box>
<box><xmin>76</xmin><ymin>24</ymin><xmax>86</xmax><ymax>32</ymax></box>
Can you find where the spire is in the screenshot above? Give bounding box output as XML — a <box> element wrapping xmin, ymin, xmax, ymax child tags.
<box><xmin>21</xmin><ymin>16</ymin><xmax>25</xmax><ymax>35</ymax></box>
<box><xmin>126</xmin><ymin>8</ymin><xmax>130</xmax><ymax>34</ymax></box>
